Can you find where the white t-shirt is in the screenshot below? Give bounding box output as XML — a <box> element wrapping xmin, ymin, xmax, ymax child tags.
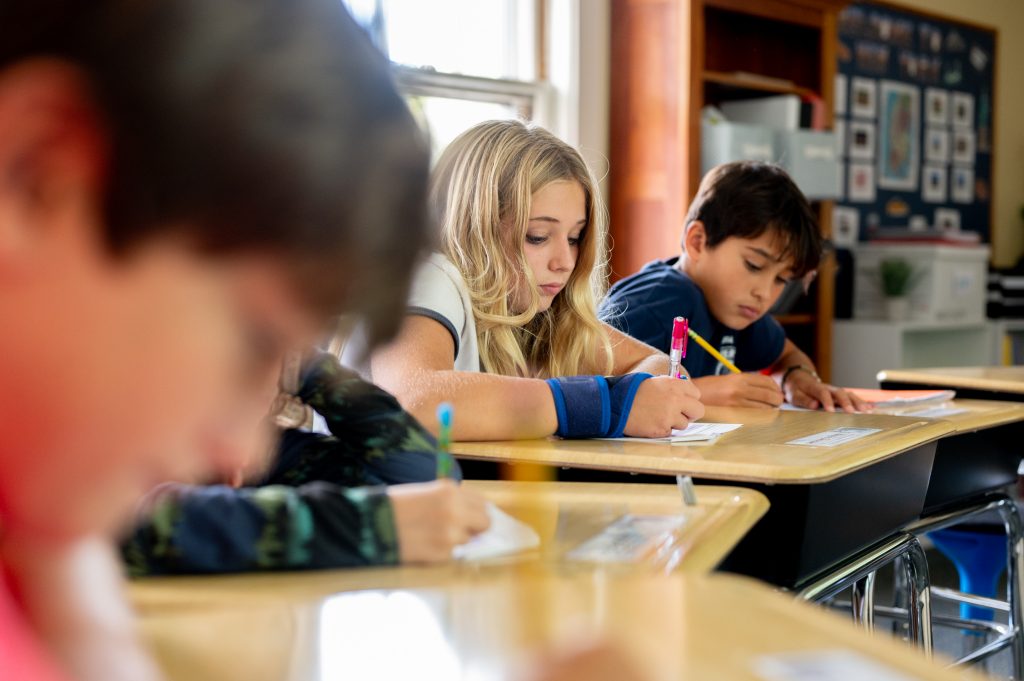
<box><xmin>343</xmin><ymin>253</ymin><xmax>481</xmax><ymax>378</ymax></box>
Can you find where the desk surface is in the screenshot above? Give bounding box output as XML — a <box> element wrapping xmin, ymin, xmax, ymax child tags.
<box><xmin>130</xmin><ymin>481</ymin><xmax>768</xmax><ymax>613</ymax></box>
<box><xmin>452</xmin><ymin>407</ymin><xmax>953</xmax><ymax>484</ymax></box>
<box><xmin>873</xmin><ymin>397</ymin><xmax>1024</xmax><ymax>433</ymax></box>
<box><xmin>466</xmin><ymin>480</ymin><xmax>768</xmax><ymax>573</ymax></box>
<box><xmin>879</xmin><ymin>366</ymin><xmax>1024</xmax><ymax>394</ymax></box>
<box><xmin>135</xmin><ymin>570</ymin><xmax>984</xmax><ymax>681</ymax></box>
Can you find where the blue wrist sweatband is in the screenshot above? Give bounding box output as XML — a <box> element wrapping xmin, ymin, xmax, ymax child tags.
<box><xmin>545</xmin><ymin>372</ymin><xmax>653</xmax><ymax>439</ymax></box>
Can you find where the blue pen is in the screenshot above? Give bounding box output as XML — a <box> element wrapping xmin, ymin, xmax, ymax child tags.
<box><xmin>436</xmin><ymin>402</ymin><xmax>454</xmax><ymax>479</ymax></box>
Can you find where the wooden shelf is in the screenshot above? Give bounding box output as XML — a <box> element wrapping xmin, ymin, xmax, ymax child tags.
<box><xmin>610</xmin><ymin>0</ymin><xmax>841</xmax><ymax>381</ymax></box>
<box><xmin>774</xmin><ymin>314</ymin><xmax>816</xmax><ymax>326</ymax></box>
<box><xmin>703</xmin><ymin>70</ymin><xmax>818</xmax><ymax>99</ymax></box>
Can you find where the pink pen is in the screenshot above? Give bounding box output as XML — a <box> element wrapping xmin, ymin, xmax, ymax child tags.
<box><xmin>669</xmin><ymin>316</ymin><xmax>689</xmax><ymax>379</ymax></box>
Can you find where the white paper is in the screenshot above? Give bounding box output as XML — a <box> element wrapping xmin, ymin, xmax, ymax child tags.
<box><xmin>753</xmin><ymin>649</ymin><xmax>920</xmax><ymax>681</ymax></box>
<box><xmin>786</xmin><ymin>427</ymin><xmax>882</xmax><ymax>447</ymax></box>
<box><xmin>902</xmin><ymin>405</ymin><xmax>968</xmax><ymax>418</ymax></box>
<box><xmin>566</xmin><ymin>515</ymin><xmax>685</xmax><ymax>563</ymax></box>
<box><xmin>452</xmin><ymin>503</ymin><xmax>540</xmax><ymax>561</ymax></box>
<box><xmin>601</xmin><ymin>422</ymin><xmax>742</xmax><ymax>444</ymax></box>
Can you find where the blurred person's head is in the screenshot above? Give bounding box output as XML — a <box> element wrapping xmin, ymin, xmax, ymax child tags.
<box><xmin>0</xmin><ymin>0</ymin><xmax>430</xmax><ymax>541</ymax></box>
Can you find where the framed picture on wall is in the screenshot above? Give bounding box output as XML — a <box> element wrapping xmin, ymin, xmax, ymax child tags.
<box><xmin>952</xmin><ymin>129</ymin><xmax>976</xmax><ymax>164</ymax></box>
<box><xmin>848</xmin><ymin>162</ymin><xmax>876</xmax><ymax>202</ymax></box>
<box><xmin>952</xmin><ymin>166</ymin><xmax>975</xmax><ymax>203</ymax></box>
<box><xmin>850</xmin><ymin>77</ymin><xmax>877</xmax><ymax>118</ymax></box>
<box><xmin>921</xmin><ymin>164</ymin><xmax>947</xmax><ymax>203</ymax></box>
<box><xmin>832</xmin><ymin>206</ymin><xmax>860</xmax><ymax>247</ymax></box>
<box><xmin>924</xmin><ymin>128</ymin><xmax>950</xmax><ymax>162</ymax></box>
<box><xmin>877</xmin><ymin>80</ymin><xmax>920</xmax><ymax>190</ymax></box>
<box><xmin>924</xmin><ymin>87</ymin><xmax>949</xmax><ymax>126</ymax></box>
<box><xmin>848</xmin><ymin>120</ymin><xmax>875</xmax><ymax>159</ymax></box>
<box><xmin>951</xmin><ymin>91</ymin><xmax>975</xmax><ymax>128</ymax></box>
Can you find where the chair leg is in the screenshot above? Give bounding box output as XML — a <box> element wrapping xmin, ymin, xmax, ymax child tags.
<box><xmin>903</xmin><ymin>535</ymin><xmax>933</xmax><ymax>656</ymax></box>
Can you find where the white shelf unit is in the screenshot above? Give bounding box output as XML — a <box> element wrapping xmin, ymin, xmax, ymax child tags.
<box><xmin>831</xmin><ymin>319</ymin><xmax>997</xmax><ymax>388</ymax></box>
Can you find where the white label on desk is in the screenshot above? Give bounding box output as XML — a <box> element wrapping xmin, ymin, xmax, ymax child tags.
<box><xmin>753</xmin><ymin>649</ymin><xmax>919</xmax><ymax>681</ymax></box>
<box><xmin>901</xmin><ymin>405</ymin><xmax>968</xmax><ymax>418</ymax></box>
<box><xmin>785</xmin><ymin>427</ymin><xmax>882</xmax><ymax>447</ymax></box>
<box><xmin>566</xmin><ymin>515</ymin><xmax>684</xmax><ymax>563</ymax></box>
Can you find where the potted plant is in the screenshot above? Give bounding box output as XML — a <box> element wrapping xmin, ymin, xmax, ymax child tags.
<box><xmin>879</xmin><ymin>258</ymin><xmax>918</xmax><ymax>320</ymax></box>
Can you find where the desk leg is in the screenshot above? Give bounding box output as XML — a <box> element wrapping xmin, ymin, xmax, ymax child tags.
<box><xmin>796</xmin><ymin>533</ymin><xmax>932</xmax><ymax>653</ymax></box>
<box><xmin>907</xmin><ymin>494</ymin><xmax>1024</xmax><ymax>675</ymax></box>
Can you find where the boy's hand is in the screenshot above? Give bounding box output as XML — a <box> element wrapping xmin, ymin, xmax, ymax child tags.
<box><xmin>623</xmin><ymin>376</ymin><xmax>705</xmax><ymax>437</ymax></box>
<box><xmin>388</xmin><ymin>479</ymin><xmax>490</xmax><ymax>564</ymax></box>
<box><xmin>693</xmin><ymin>374</ymin><xmax>783</xmax><ymax>409</ymax></box>
<box><xmin>784</xmin><ymin>370</ymin><xmax>870</xmax><ymax>413</ymax></box>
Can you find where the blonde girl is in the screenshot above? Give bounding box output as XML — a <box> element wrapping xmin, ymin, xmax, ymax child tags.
<box><xmin>348</xmin><ymin>120</ymin><xmax>703</xmax><ymax>440</ymax></box>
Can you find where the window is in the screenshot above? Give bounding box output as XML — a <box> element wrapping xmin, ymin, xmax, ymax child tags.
<box><xmin>343</xmin><ymin>0</ymin><xmax>567</xmax><ymax>156</ymax></box>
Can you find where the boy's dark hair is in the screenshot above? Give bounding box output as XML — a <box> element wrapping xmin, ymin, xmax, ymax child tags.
<box><xmin>683</xmin><ymin>161</ymin><xmax>822</xmax><ymax>277</ymax></box>
<box><xmin>0</xmin><ymin>0</ymin><xmax>431</xmax><ymax>349</ymax></box>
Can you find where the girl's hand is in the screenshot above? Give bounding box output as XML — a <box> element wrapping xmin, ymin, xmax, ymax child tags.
<box><xmin>784</xmin><ymin>370</ymin><xmax>870</xmax><ymax>413</ymax></box>
<box><xmin>388</xmin><ymin>479</ymin><xmax>491</xmax><ymax>563</ymax></box>
<box><xmin>693</xmin><ymin>373</ymin><xmax>783</xmax><ymax>409</ymax></box>
<box><xmin>623</xmin><ymin>376</ymin><xmax>704</xmax><ymax>438</ymax></box>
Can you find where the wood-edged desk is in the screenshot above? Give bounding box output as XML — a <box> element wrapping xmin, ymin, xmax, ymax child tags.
<box><xmin>130</xmin><ymin>481</ymin><xmax>768</xmax><ymax>615</ymax></box>
<box><xmin>879</xmin><ymin>366</ymin><xmax>1024</xmax><ymax>400</ymax></box>
<box><xmin>465</xmin><ymin>481</ymin><xmax>768</xmax><ymax>573</ymax></box>
<box><xmin>454</xmin><ymin>408</ymin><xmax>953</xmax><ymax>585</ymax></box>
<box><xmin>134</xmin><ymin>570</ymin><xmax>989</xmax><ymax>681</ymax></box>
<box><xmin>871</xmin><ymin>399</ymin><xmax>1024</xmax><ymax>512</ymax></box>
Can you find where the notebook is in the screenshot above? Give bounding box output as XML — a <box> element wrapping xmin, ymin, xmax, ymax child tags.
<box><xmin>452</xmin><ymin>503</ymin><xmax>540</xmax><ymax>561</ymax></box>
<box><xmin>843</xmin><ymin>387</ymin><xmax>956</xmax><ymax>408</ymax></box>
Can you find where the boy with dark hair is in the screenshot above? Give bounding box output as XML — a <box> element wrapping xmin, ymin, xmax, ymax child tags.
<box><xmin>0</xmin><ymin>1</ymin><xmax>486</xmax><ymax>678</ymax></box>
<box><xmin>601</xmin><ymin>161</ymin><xmax>865</xmax><ymax>412</ymax></box>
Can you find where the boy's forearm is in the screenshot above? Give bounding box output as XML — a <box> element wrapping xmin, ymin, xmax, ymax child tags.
<box><xmin>122</xmin><ymin>482</ymin><xmax>399</xmax><ymax>576</ymax></box>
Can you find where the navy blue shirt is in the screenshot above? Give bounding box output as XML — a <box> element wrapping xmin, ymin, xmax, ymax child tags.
<box><xmin>600</xmin><ymin>258</ymin><xmax>786</xmax><ymax>377</ymax></box>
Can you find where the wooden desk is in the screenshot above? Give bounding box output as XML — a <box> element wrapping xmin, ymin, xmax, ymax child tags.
<box><xmin>131</xmin><ymin>481</ymin><xmax>768</xmax><ymax>613</ymax></box>
<box><xmin>453</xmin><ymin>407</ymin><xmax>951</xmax><ymax>484</ymax></box>
<box><xmin>879</xmin><ymin>366</ymin><xmax>1024</xmax><ymax>399</ymax></box>
<box><xmin>873</xmin><ymin>398</ymin><xmax>1024</xmax><ymax>513</ymax></box>
<box><xmin>454</xmin><ymin>408</ymin><xmax>952</xmax><ymax>586</ymax></box>
<box><xmin>465</xmin><ymin>481</ymin><xmax>768</xmax><ymax>573</ymax></box>
<box><xmin>135</xmin><ymin>570</ymin><xmax>988</xmax><ymax>681</ymax></box>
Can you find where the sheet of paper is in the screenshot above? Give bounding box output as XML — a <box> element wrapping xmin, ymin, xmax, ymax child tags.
<box><xmin>901</xmin><ymin>405</ymin><xmax>968</xmax><ymax>418</ymax></box>
<box><xmin>566</xmin><ymin>514</ymin><xmax>685</xmax><ymax>563</ymax></box>
<box><xmin>753</xmin><ymin>649</ymin><xmax>920</xmax><ymax>681</ymax></box>
<box><xmin>452</xmin><ymin>503</ymin><xmax>540</xmax><ymax>561</ymax></box>
<box><xmin>786</xmin><ymin>427</ymin><xmax>882</xmax><ymax>447</ymax></box>
<box><xmin>601</xmin><ymin>422</ymin><xmax>742</xmax><ymax>444</ymax></box>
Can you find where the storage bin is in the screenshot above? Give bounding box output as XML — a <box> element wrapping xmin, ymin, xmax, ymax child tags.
<box><xmin>852</xmin><ymin>243</ymin><xmax>990</xmax><ymax>322</ymax></box>
<box><xmin>701</xmin><ymin>121</ymin><xmax>776</xmax><ymax>173</ymax></box>
<box><xmin>775</xmin><ymin>129</ymin><xmax>840</xmax><ymax>200</ymax></box>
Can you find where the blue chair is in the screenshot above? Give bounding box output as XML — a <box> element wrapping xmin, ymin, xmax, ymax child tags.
<box><xmin>929</xmin><ymin>526</ymin><xmax>1007</xmax><ymax>623</ymax></box>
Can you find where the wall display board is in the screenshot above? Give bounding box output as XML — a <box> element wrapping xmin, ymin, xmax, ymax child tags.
<box><xmin>832</xmin><ymin>2</ymin><xmax>995</xmax><ymax>246</ymax></box>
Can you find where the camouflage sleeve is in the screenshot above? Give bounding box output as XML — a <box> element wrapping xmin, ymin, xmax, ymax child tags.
<box><xmin>122</xmin><ymin>482</ymin><xmax>399</xmax><ymax>576</ymax></box>
<box><xmin>297</xmin><ymin>351</ymin><xmax>438</xmax><ymax>463</ymax></box>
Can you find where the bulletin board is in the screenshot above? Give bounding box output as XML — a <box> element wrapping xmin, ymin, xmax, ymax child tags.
<box><xmin>831</xmin><ymin>2</ymin><xmax>996</xmax><ymax>246</ymax></box>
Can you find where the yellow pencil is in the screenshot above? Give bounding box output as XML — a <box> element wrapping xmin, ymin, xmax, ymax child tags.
<box><xmin>687</xmin><ymin>328</ymin><xmax>741</xmax><ymax>374</ymax></box>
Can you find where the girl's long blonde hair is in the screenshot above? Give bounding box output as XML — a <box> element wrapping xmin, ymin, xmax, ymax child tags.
<box><xmin>430</xmin><ymin>120</ymin><xmax>612</xmax><ymax>378</ymax></box>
